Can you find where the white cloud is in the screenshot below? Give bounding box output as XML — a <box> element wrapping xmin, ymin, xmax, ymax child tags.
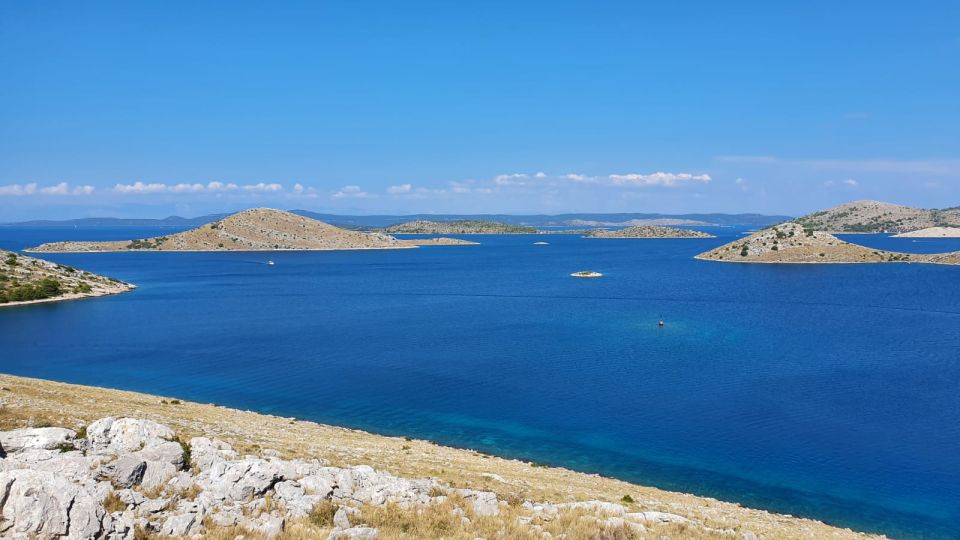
<box><xmin>243</xmin><ymin>182</ymin><xmax>282</xmax><ymax>192</ymax></box>
<box><xmin>0</xmin><ymin>182</ymin><xmax>95</xmax><ymax>196</ymax></box>
<box><xmin>388</xmin><ymin>183</ymin><xmax>412</xmax><ymax>194</ymax></box>
<box><xmin>333</xmin><ymin>185</ymin><xmax>375</xmax><ymax>198</ymax></box>
<box><xmin>493</xmin><ymin>173</ymin><xmax>529</xmax><ymax>185</ymax></box>
<box><xmin>114</xmin><ymin>182</ymin><xmax>169</xmax><ymax>194</ymax></box>
<box><xmin>843</xmin><ymin>178</ymin><xmax>859</xmax><ymax>187</ymax></box>
<box><xmin>39</xmin><ymin>182</ymin><xmax>70</xmax><ymax>195</ymax></box>
<box><xmin>534</xmin><ymin>171</ymin><xmax>547</xmax><ymax>178</ymax></box>
<box><xmin>607</xmin><ymin>172</ymin><xmax>711</xmax><ymax>187</ymax></box>
<box><xmin>170</xmin><ymin>183</ymin><xmax>205</xmax><ymax>193</ymax></box>
<box><xmin>206</xmin><ymin>181</ymin><xmax>239</xmax><ymax>192</ymax></box>
<box><xmin>564</xmin><ymin>173</ymin><xmax>594</xmax><ymax>182</ymax></box>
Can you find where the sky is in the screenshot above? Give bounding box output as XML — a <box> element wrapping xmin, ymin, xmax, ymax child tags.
<box><xmin>1</xmin><ymin>1</ymin><xmax>958</xmax><ymax>221</ymax></box>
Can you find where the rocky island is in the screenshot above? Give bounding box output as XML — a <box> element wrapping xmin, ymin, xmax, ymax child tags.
<box><xmin>25</xmin><ymin>209</ymin><xmax>474</xmax><ymax>252</ymax></box>
<box><xmin>383</xmin><ymin>220</ymin><xmax>539</xmax><ymax>235</ymax></box>
<box><xmin>795</xmin><ymin>200</ymin><xmax>960</xmax><ymax>233</ymax></box>
<box><xmin>585</xmin><ymin>226</ymin><xmax>715</xmax><ymax>239</ymax></box>
<box><xmin>0</xmin><ymin>250</ymin><xmax>134</xmax><ymax>307</ymax></box>
<box><xmin>0</xmin><ymin>374</ymin><xmax>883</xmax><ymax>540</ymax></box>
<box><xmin>695</xmin><ymin>222</ymin><xmax>960</xmax><ymax>265</ymax></box>
<box><xmin>893</xmin><ymin>227</ymin><xmax>960</xmax><ymax>238</ymax></box>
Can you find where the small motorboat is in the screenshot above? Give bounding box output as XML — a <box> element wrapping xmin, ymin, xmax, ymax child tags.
<box><xmin>267</xmin><ymin>260</ymin><xmax>275</xmax><ymax>266</ymax></box>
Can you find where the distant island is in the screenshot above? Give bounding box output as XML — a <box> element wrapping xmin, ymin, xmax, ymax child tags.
<box><xmin>894</xmin><ymin>227</ymin><xmax>960</xmax><ymax>238</ymax></box>
<box><xmin>696</xmin><ymin>221</ymin><xmax>960</xmax><ymax>265</ymax></box>
<box><xmin>0</xmin><ymin>250</ymin><xmax>134</xmax><ymax>306</ymax></box>
<box><xmin>795</xmin><ymin>200</ymin><xmax>960</xmax><ymax>233</ymax></box>
<box><xmin>585</xmin><ymin>226</ymin><xmax>715</xmax><ymax>239</ymax></box>
<box><xmin>25</xmin><ymin>209</ymin><xmax>475</xmax><ymax>252</ymax></box>
<box><xmin>383</xmin><ymin>220</ymin><xmax>539</xmax><ymax>234</ymax></box>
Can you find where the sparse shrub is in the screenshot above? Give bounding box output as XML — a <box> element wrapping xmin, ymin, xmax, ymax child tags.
<box><xmin>620</xmin><ymin>494</ymin><xmax>635</xmax><ymax>504</ymax></box>
<box><xmin>55</xmin><ymin>442</ymin><xmax>75</xmax><ymax>453</ymax></box>
<box><xmin>169</xmin><ymin>399</ymin><xmax>181</xmax><ymax>405</ymax></box>
<box><xmin>103</xmin><ymin>491</ymin><xmax>127</xmax><ymax>513</ymax></box>
<box><xmin>308</xmin><ymin>499</ymin><xmax>338</xmax><ymax>527</ymax></box>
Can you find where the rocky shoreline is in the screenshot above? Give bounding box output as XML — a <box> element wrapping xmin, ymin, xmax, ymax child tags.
<box><xmin>0</xmin><ymin>374</ymin><xmax>884</xmax><ymax>540</ymax></box>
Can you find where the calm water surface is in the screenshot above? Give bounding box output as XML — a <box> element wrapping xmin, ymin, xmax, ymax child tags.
<box><xmin>2</xmin><ymin>227</ymin><xmax>959</xmax><ymax>539</ymax></box>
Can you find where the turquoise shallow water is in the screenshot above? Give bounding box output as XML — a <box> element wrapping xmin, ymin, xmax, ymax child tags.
<box><xmin>2</xmin><ymin>227</ymin><xmax>960</xmax><ymax>539</ymax></box>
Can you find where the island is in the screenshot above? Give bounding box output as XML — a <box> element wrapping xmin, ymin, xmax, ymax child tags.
<box><xmin>25</xmin><ymin>209</ymin><xmax>476</xmax><ymax>252</ymax></box>
<box><xmin>383</xmin><ymin>220</ymin><xmax>539</xmax><ymax>234</ymax></box>
<box><xmin>795</xmin><ymin>200</ymin><xmax>960</xmax><ymax>233</ymax></box>
<box><xmin>695</xmin><ymin>222</ymin><xmax>960</xmax><ymax>265</ymax></box>
<box><xmin>0</xmin><ymin>250</ymin><xmax>134</xmax><ymax>306</ymax></box>
<box><xmin>893</xmin><ymin>227</ymin><xmax>960</xmax><ymax>238</ymax></box>
<box><xmin>584</xmin><ymin>226</ymin><xmax>715</xmax><ymax>239</ymax></box>
<box><xmin>0</xmin><ymin>373</ymin><xmax>880</xmax><ymax>540</ymax></box>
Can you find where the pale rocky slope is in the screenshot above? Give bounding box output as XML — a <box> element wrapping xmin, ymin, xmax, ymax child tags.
<box><xmin>0</xmin><ymin>250</ymin><xmax>134</xmax><ymax>306</ymax></box>
<box><xmin>26</xmin><ymin>209</ymin><xmax>475</xmax><ymax>253</ymax></box>
<box><xmin>585</xmin><ymin>226</ymin><xmax>714</xmax><ymax>239</ymax></box>
<box><xmin>795</xmin><ymin>200</ymin><xmax>960</xmax><ymax>233</ymax></box>
<box><xmin>0</xmin><ymin>374</ymin><xmax>883</xmax><ymax>540</ymax></box>
<box><xmin>696</xmin><ymin>222</ymin><xmax>960</xmax><ymax>264</ymax></box>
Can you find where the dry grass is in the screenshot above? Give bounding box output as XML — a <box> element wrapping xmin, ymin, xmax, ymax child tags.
<box><xmin>102</xmin><ymin>491</ymin><xmax>128</xmax><ymax>513</ymax></box>
<box><xmin>0</xmin><ymin>373</ymin><xmax>885</xmax><ymax>540</ymax></box>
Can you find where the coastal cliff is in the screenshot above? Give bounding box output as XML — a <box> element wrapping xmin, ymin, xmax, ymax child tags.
<box><xmin>0</xmin><ymin>250</ymin><xmax>134</xmax><ymax>306</ymax></box>
<box><xmin>25</xmin><ymin>209</ymin><xmax>476</xmax><ymax>252</ymax></box>
<box><xmin>695</xmin><ymin>222</ymin><xmax>960</xmax><ymax>264</ymax></box>
<box><xmin>585</xmin><ymin>226</ymin><xmax>715</xmax><ymax>239</ymax></box>
<box><xmin>0</xmin><ymin>374</ymin><xmax>883</xmax><ymax>540</ymax></box>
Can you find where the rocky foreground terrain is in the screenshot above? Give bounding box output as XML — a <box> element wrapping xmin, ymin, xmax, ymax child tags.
<box><xmin>0</xmin><ymin>374</ymin><xmax>882</xmax><ymax>540</ymax></box>
<box><xmin>585</xmin><ymin>226</ymin><xmax>714</xmax><ymax>239</ymax></box>
<box><xmin>0</xmin><ymin>250</ymin><xmax>134</xmax><ymax>306</ymax></box>
<box><xmin>25</xmin><ymin>209</ymin><xmax>472</xmax><ymax>253</ymax></box>
<box><xmin>696</xmin><ymin>223</ymin><xmax>960</xmax><ymax>265</ymax></box>
<box><xmin>383</xmin><ymin>220</ymin><xmax>539</xmax><ymax>235</ymax></box>
<box><xmin>795</xmin><ymin>200</ymin><xmax>960</xmax><ymax>233</ymax></box>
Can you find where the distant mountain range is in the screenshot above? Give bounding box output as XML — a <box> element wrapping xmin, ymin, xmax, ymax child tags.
<box><xmin>3</xmin><ymin>211</ymin><xmax>791</xmax><ymax>229</ymax></box>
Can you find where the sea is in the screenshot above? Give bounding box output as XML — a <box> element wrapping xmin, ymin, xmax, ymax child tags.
<box><xmin>1</xmin><ymin>226</ymin><xmax>959</xmax><ymax>539</ymax></box>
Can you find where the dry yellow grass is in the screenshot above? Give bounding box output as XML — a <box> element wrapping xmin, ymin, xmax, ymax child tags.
<box><xmin>0</xmin><ymin>373</ymin><xmax>885</xmax><ymax>540</ymax></box>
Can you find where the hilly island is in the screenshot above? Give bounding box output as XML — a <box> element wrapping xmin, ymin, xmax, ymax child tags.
<box><xmin>26</xmin><ymin>209</ymin><xmax>476</xmax><ymax>253</ymax></box>
<box><xmin>697</xmin><ymin>201</ymin><xmax>960</xmax><ymax>265</ymax></box>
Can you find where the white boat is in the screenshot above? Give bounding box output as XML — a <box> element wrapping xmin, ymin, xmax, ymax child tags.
<box><xmin>267</xmin><ymin>260</ymin><xmax>275</xmax><ymax>265</ymax></box>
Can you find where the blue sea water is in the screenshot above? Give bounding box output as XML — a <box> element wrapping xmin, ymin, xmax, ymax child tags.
<box><xmin>2</xmin><ymin>227</ymin><xmax>960</xmax><ymax>539</ymax></box>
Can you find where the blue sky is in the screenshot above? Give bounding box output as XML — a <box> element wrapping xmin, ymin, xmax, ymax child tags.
<box><xmin>1</xmin><ymin>1</ymin><xmax>958</xmax><ymax>220</ymax></box>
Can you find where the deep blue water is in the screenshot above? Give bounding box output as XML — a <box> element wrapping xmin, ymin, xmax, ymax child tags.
<box><xmin>2</xmin><ymin>227</ymin><xmax>960</xmax><ymax>539</ymax></box>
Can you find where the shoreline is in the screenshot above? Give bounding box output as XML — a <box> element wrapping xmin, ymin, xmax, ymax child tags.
<box><xmin>692</xmin><ymin>255</ymin><xmax>960</xmax><ymax>265</ymax></box>
<box><xmin>0</xmin><ymin>373</ymin><xmax>885</xmax><ymax>539</ymax></box>
<box><xmin>0</xmin><ymin>285</ymin><xmax>135</xmax><ymax>308</ymax></box>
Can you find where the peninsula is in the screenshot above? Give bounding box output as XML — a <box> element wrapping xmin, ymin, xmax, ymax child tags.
<box><xmin>585</xmin><ymin>226</ymin><xmax>715</xmax><ymax>239</ymax></box>
<box><xmin>0</xmin><ymin>373</ymin><xmax>883</xmax><ymax>540</ymax></box>
<box><xmin>0</xmin><ymin>250</ymin><xmax>134</xmax><ymax>306</ymax></box>
<box><xmin>795</xmin><ymin>200</ymin><xmax>960</xmax><ymax>233</ymax></box>
<box><xmin>25</xmin><ymin>209</ymin><xmax>474</xmax><ymax>252</ymax></box>
<box><xmin>695</xmin><ymin>222</ymin><xmax>960</xmax><ymax>265</ymax></box>
<box><xmin>383</xmin><ymin>220</ymin><xmax>539</xmax><ymax>234</ymax></box>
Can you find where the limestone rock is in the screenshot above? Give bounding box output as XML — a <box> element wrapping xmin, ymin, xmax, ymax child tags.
<box><xmin>328</xmin><ymin>526</ymin><xmax>379</xmax><ymax>540</ymax></box>
<box><xmin>99</xmin><ymin>455</ymin><xmax>146</xmax><ymax>488</ymax></box>
<box><xmin>86</xmin><ymin>418</ymin><xmax>175</xmax><ymax>454</ymax></box>
<box><xmin>0</xmin><ymin>427</ymin><xmax>75</xmax><ymax>453</ymax></box>
<box><xmin>0</xmin><ymin>469</ymin><xmax>104</xmax><ymax>539</ymax></box>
